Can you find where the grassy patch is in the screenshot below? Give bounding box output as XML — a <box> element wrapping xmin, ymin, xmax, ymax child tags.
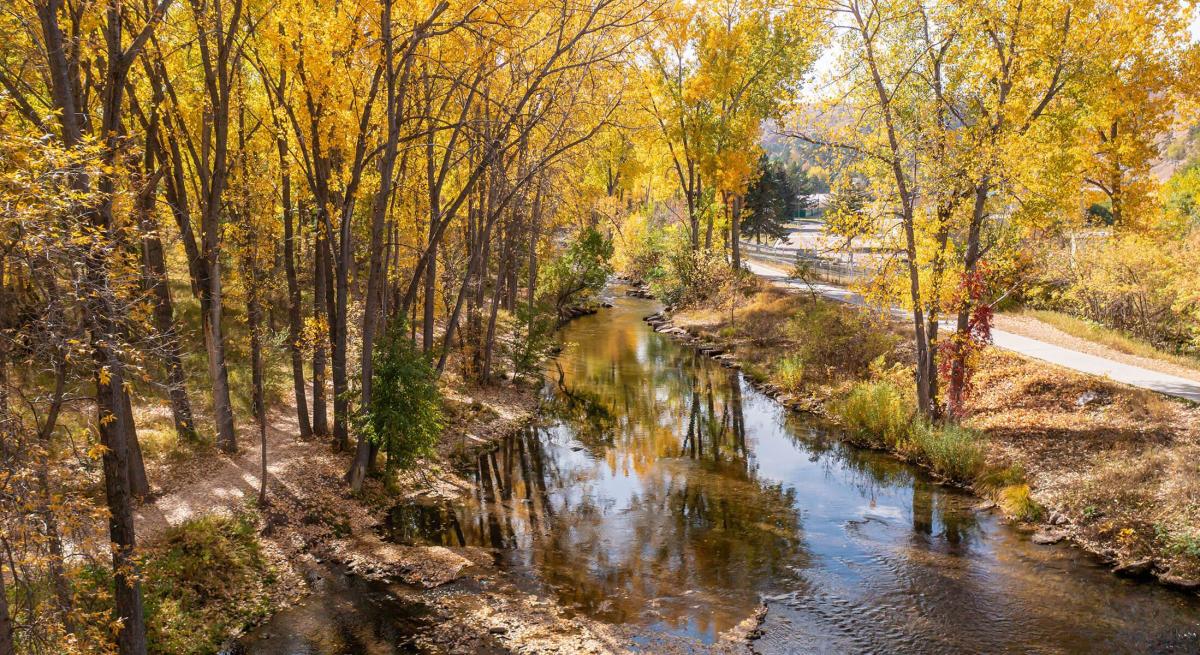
<box><xmin>81</xmin><ymin>513</ymin><xmax>274</xmax><ymax>654</ymax></box>
<box><xmin>1016</xmin><ymin>309</ymin><xmax>1200</xmax><ymax>373</ymax></box>
<box><xmin>143</xmin><ymin>514</ymin><xmax>274</xmax><ymax>653</ymax></box>
<box><xmin>995</xmin><ymin>484</ymin><xmax>1043</xmax><ymax>522</ymax></box>
<box><xmin>773</xmin><ymin>356</ymin><xmax>806</xmax><ymax>393</ymax></box>
<box><xmin>832</xmin><ymin>381</ymin><xmax>911</xmax><ymax>449</ymax></box>
<box><xmin>905</xmin><ymin>420</ymin><xmax>987</xmax><ymax>482</ymax></box>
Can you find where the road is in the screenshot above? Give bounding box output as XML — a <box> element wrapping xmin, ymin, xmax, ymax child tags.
<box><xmin>744</xmin><ymin>258</ymin><xmax>1200</xmax><ymax>404</ymax></box>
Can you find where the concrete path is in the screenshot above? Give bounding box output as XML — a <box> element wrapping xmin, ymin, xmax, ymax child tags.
<box><xmin>745</xmin><ymin>258</ymin><xmax>1200</xmax><ymax>404</ymax></box>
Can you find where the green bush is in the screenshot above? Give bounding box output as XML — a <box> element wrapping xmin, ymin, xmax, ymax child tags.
<box><xmin>834</xmin><ymin>381</ymin><xmax>911</xmax><ymax>448</ymax></box>
<box><xmin>784</xmin><ymin>302</ymin><xmax>893</xmax><ymax>380</ymax></box>
<box><xmin>362</xmin><ymin>319</ymin><xmax>444</xmax><ymax>471</ymax></box>
<box><xmin>538</xmin><ymin>225</ymin><xmax>614</xmax><ymax>317</ymax></box>
<box><xmin>906</xmin><ymin>420</ymin><xmax>987</xmax><ymax>482</ymax></box>
<box><xmin>651</xmin><ymin>240</ymin><xmax>735</xmax><ymax>308</ymax></box>
<box><xmin>144</xmin><ymin>514</ymin><xmax>271</xmax><ymax>654</ymax></box>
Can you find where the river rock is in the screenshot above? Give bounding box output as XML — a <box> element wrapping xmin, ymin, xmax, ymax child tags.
<box><xmin>1048</xmin><ymin>510</ymin><xmax>1070</xmax><ymax>526</ymax></box>
<box><xmin>1113</xmin><ymin>557</ymin><xmax>1154</xmax><ymax>578</ymax></box>
<box><xmin>1157</xmin><ymin>573</ymin><xmax>1200</xmax><ymax>590</ymax></box>
<box><xmin>1031</xmin><ymin>529</ymin><xmax>1067</xmax><ymax>545</ymax></box>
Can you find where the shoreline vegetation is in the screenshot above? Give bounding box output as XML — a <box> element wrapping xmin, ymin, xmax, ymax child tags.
<box><xmin>639</xmin><ymin>278</ymin><xmax>1200</xmax><ymax>592</ymax></box>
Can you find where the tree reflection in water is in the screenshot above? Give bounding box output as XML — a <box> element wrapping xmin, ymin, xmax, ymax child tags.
<box><xmin>381</xmin><ymin>299</ymin><xmax>1200</xmax><ymax>652</ymax></box>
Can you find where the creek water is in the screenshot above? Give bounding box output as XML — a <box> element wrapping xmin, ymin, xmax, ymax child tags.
<box><xmin>385</xmin><ymin>293</ymin><xmax>1200</xmax><ymax>654</ymax></box>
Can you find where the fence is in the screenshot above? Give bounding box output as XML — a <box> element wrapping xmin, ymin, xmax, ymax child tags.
<box><xmin>738</xmin><ymin>241</ymin><xmax>865</xmax><ymax>283</ymax></box>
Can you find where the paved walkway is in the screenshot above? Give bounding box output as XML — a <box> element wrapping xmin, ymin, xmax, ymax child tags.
<box><xmin>745</xmin><ymin>258</ymin><xmax>1200</xmax><ymax>404</ymax></box>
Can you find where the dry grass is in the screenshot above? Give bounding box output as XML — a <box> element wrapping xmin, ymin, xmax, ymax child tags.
<box><xmin>964</xmin><ymin>348</ymin><xmax>1200</xmax><ymax>576</ymax></box>
<box><xmin>1011</xmin><ymin>308</ymin><xmax>1200</xmax><ymax>375</ymax></box>
<box><xmin>673</xmin><ymin>285</ymin><xmax>900</xmax><ymax>401</ymax></box>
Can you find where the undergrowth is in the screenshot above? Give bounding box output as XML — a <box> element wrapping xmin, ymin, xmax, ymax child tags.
<box><xmin>80</xmin><ymin>513</ymin><xmax>274</xmax><ymax>654</ymax></box>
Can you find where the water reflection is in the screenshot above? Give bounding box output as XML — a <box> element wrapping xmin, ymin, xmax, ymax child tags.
<box><xmin>386</xmin><ymin>295</ymin><xmax>1200</xmax><ymax>651</ymax></box>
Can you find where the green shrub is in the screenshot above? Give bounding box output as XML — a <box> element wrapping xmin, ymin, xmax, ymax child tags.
<box><xmin>906</xmin><ymin>420</ymin><xmax>987</xmax><ymax>482</ymax></box>
<box><xmin>834</xmin><ymin>381</ymin><xmax>911</xmax><ymax>448</ymax></box>
<box><xmin>362</xmin><ymin>319</ymin><xmax>444</xmax><ymax>472</ymax></box>
<box><xmin>651</xmin><ymin>241</ymin><xmax>735</xmax><ymax>308</ymax></box>
<box><xmin>773</xmin><ymin>355</ymin><xmax>806</xmax><ymax>392</ymax></box>
<box><xmin>785</xmin><ymin>302</ymin><xmax>893</xmax><ymax>380</ymax></box>
<box><xmin>538</xmin><ymin>225</ymin><xmax>614</xmax><ymax>317</ymax></box>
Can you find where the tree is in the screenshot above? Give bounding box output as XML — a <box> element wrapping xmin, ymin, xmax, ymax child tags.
<box><xmin>743</xmin><ymin>154</ymin><xmax>796</xmax><ymax>243</ymax></box>
<box><xmin>803</xmin><ymin>0</ymin><xmax>1108</xmax><ymax>417</ymax></box>
<box><xmin>645</xmin><ymin>0</ymin><xmax>820</xmax><ymax>265</ymax></box>
<box><xmin>360</xmin><ymin>320</ymin><xmax>444</xmax><ymax>472</ymax></box>
<box><xmin>538</xmin><ymin>226</ymin><xmax>615</xmax><ymax>319</ymax></box>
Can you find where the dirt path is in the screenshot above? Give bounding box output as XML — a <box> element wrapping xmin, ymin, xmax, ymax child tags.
<box><xmin>136</xmin><ymin>406</ymin><xmax>312</xmax><ymax>542</ymax></box>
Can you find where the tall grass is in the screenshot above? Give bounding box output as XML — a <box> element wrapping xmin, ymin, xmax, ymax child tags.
<box><xmin>833</xmin><ymin>381</ymin><xmax>989</xmax><ymax>484</ymax></box>
<box><xmin>833</xmin><ymin>381</ymin><xmax>910</xmax><ymax>448</ymax></box>
<box><xmin>905</xmin><ymin>420</ymin><xmax>987</xmax><ymax>482</ymax></box>
<box><xmin>773</xmin><ymin>356</ymin><xmax>806</xmax><ymax>393</ymax></box>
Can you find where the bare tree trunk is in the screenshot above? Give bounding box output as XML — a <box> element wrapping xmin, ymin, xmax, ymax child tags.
<box><xmin>332</xmin><ymin>213</ymin><xmax>350</xmax><ymax>452</ymax></box>
<box><xmin>947</xmin><ymin>177</ymin><xmax>989</xmax><ymax>416</ymax></box>
<box><xmin>281</xmin><ymin>148</ymin><xmax>312</xmax><ymax>440</ymax></box>
<box><xmin>137</xmin><ymin>163</ymin><xmax>197</xmax><ymax>442</ymax></box>
<box><xmin>249</xmin><ymin>285</ymin><xmax>268</xmax><ymax>505</ymax></box>
<box><xmin>97</xmin><ymin>356</ymin><xmax>148</xmax><ymax>655</ymax></box>
<box><xmin>120</xmin><ymin>389</ymin><xmax>150</xmax><ymax>497</ymax></box>
<box><xmin>730</xmin><ymin>193</ymin><xmax>742</xmax><ymax>270</ymax></box>
<box><xmin>312</xmin><ymin>209</ymin><xmax>330</xmax><ymax>439</ymax></box>
<box><xmin>481</xmin><ymin>231</ymin><xmax>510</xmax><ymax>382</ymax></box>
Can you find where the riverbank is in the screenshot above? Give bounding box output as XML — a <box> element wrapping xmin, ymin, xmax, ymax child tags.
<box><xmin>650</xmin><ymin>282</ymin><xmax>1200</xmax><ymax>590</ymax></box>
<box><xmin>131</xmin><ymin>379</ymin><xmax>550</xmax><ymax>652</ymax></box>
<box><xmin>133</xmin><ymin>303</ymin><xmax>765</xmax><ymax>654</ymax></box>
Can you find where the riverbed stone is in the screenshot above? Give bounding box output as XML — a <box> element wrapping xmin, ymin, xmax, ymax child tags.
<box><xmin>1113</xmin><ymin>557</ymin><xmax>1154</xmax><ymax>578</ymax></box>
<box><xmin>1031</xmin><ymin>529</ymin><xmax>1067</xmax><ymax>545</ymax></box>
<box><xmin>1158</xmin><ymin>573</ymin><xmax>1200</xmax><ymax>590</ymax></box>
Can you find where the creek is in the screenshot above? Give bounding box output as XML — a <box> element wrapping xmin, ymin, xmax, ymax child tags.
<box><xmin>248</xmin><ymin>292</ymin><xmax>1200</xmax><ymax>653</ymax></box>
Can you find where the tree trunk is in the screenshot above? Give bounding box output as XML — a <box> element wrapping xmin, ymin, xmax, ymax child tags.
<box><xmin>351</xmin><ymin>0</ymin><xmax>403</xmax><ymax>492</ymax></box>
<box><xmin>281</xmin><ymin>151</ymin><xmax>312</xmax><ymax>440</ymax></box>
<box><xmin>332</xmin><ymin>210</ymin><xmax>350</xmax><ymax>452</ymax></box>
<box><xmin>947</xmin><ymin>177</ymin><xmax>989</xmax><ymax>416</ymax></box>
<box><xmin>201</xmin><ymin>261</ymin><xmax>238</xmax><ymax>453</ymax></box>
<box><xmin>0</xmin><ymin>559</ymin><xmax>14</xmax><ymax>655</ymax></box>
<box><xmin>120</xmin><ymin>389</ymin><xmax>150</xmax><ymax>497</ymax></box>
<box><xmin>249</xmin><ymin>286</ymin><xmax>268</xmax><ymax>506</ymax></box>
<box><xmin>96</xmin><ymin>357</ymin><xmax>148</xmax><ymax>655</ymax></box>
<box><xmin>312</xmin><ymin>209</ymin><xmax>330</xmax><ymax>439</ymax></box>
<box><xmin>138</xmin><ymin>175</ymin><xmax>197</xmax><ymax>443</ymax></box>
<box><xmin>730</xmin><ymin>193</ymin><xmax>742</xmax><ymax>270</ymax></box>
<box><xmin>481</xmin><ymin>233</ymin><xmax>510</xmax><ymax>382</ymax></box>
